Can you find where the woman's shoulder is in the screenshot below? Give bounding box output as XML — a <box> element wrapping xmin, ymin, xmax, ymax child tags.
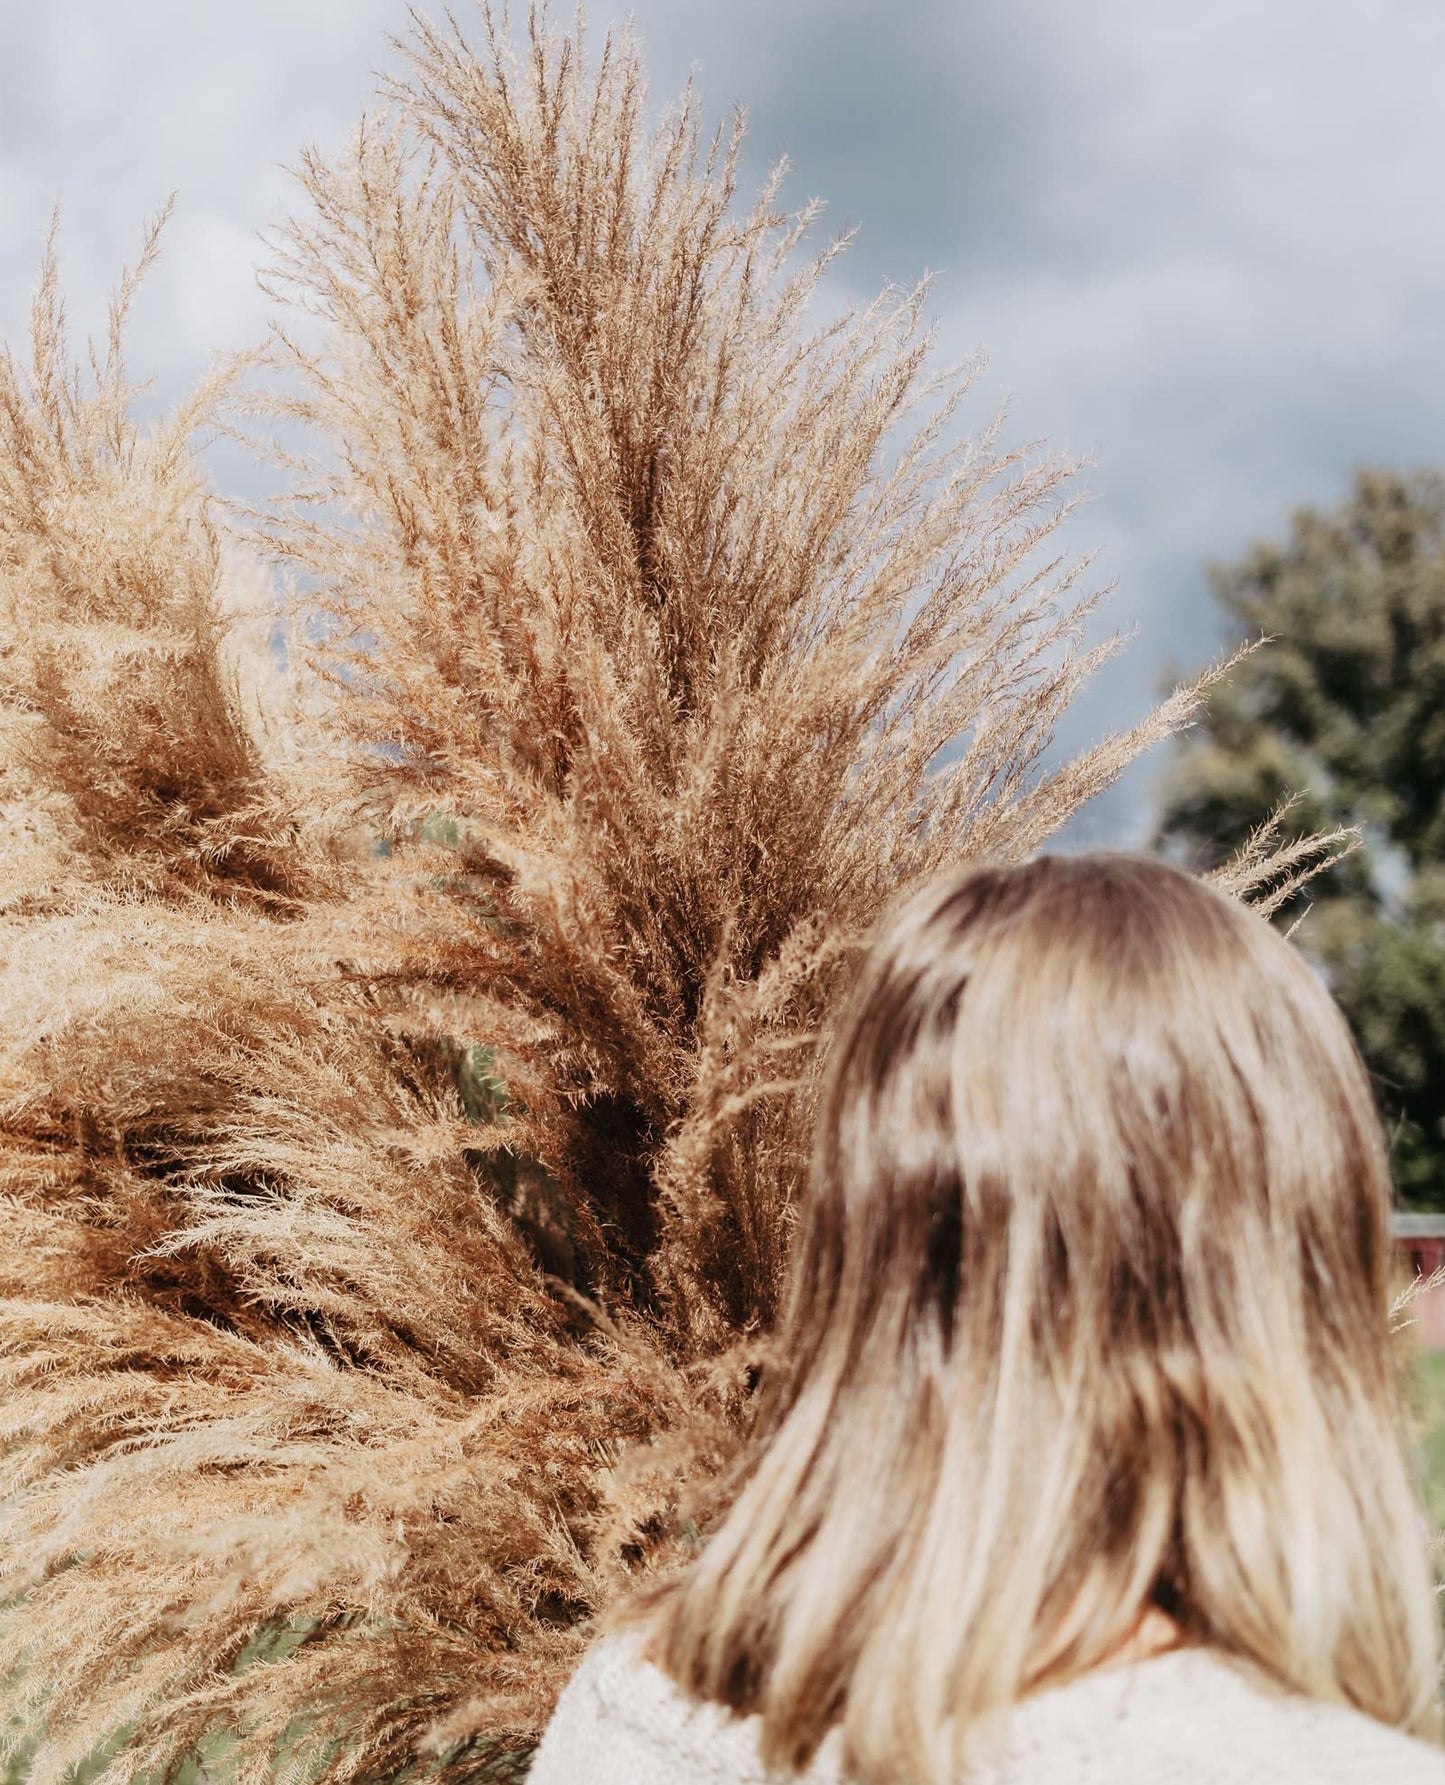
<box><xmin>526</xmin><ymin>1631</ymin><xmax>843</xmax><ymax>1785</ymax></box>
<box><xmin>527</xmin><ymin>1636</ymin><xmax>1445</xmax><ymax>1785</ymax></box>
<box><xmin>999</xmin><ymin>1648</ymin><xmax>1445</xmax><ymax>1785</ymax></box>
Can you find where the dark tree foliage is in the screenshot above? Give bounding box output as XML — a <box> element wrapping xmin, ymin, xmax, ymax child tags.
<box><xmin>1156</xmin><ymin>469</ymin><xmax>1445</xmax><ymax>1207</ymax></box>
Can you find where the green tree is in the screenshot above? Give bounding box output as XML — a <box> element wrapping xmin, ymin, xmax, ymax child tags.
<box><xmin>1156</xmin><ymin>469</ymin><xmax>1445</xmax><ymax>1207</ymax></box>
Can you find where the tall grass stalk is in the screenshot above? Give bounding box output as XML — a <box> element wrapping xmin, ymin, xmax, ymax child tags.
<box><xmin>0</xmin><ymin>8</ymin><xmax>1288</xmax><ymax>1778</ymax></box>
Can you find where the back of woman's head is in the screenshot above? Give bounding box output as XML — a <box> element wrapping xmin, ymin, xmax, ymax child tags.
<box><xmin>640</xmin><ymin>853</ymin><xmax>1440</xmax><ymax>1780</ymax></box>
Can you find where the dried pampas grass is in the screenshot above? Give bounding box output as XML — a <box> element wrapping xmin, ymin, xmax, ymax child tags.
<box><xmin>0</xmin><ymin>6</ymin><xmax>1260</xmax><ymax>1779</ymax></box>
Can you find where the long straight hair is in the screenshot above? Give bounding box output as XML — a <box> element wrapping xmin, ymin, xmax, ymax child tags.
<box><xmin>631</xmin><ymin>853</ymin><xmax>1441</xmax><ymax>1780</ymax></box>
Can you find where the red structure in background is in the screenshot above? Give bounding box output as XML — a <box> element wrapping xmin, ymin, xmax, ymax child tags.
<box><xmin>1393</xmin><ymin>1214</ymin><xmax>1445</xmax><ymax>1350</ymax></box>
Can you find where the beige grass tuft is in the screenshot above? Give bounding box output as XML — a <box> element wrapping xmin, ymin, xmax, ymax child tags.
<box><xmin>0</xmin><ymin>8</ymin><xmax>1304</xmax><ymax>1778</ymax></box>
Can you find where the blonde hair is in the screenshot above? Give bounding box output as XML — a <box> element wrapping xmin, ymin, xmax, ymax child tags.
<box><xmin>635</xmin><ymin>853</ymin><xmax>1441</xmax><ymax>1779</ymax></box>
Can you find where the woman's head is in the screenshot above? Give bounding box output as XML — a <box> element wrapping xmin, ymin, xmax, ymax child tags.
<box><xmin>642</xmin><ymin>854</ymin><xmax>1440</xmax><ymax>1779</ymax></box>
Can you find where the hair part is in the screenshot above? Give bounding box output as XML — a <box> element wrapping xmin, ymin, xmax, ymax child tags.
<box><xmin>632</xmin><ymin>853</ymin><xmax>1441</xmax><ymax>1780</ymax></box>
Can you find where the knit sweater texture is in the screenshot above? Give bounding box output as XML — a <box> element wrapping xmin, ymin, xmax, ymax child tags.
<box><xmin>527</xmin><ymin>1635</ymin><xmax>1445</xmax><ymax>1783</ymax></box>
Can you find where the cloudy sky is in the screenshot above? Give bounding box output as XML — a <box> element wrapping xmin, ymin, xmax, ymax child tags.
<box><xmin>5</xmin><ymin>0</ymin><xmax>1445</xmax><ymax>841</ymax></box>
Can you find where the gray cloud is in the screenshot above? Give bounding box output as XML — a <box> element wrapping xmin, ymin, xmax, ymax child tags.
<box><xmin>6</xmin><ymin>1</ymin><xmax>1445</xmax><ymax>842</ymax></box>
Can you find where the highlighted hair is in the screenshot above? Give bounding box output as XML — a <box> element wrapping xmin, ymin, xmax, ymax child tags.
<box><xmin>636</xmin><ymin>854</ymin><xmax>1440</xmax><ymax>1779</ymax></box>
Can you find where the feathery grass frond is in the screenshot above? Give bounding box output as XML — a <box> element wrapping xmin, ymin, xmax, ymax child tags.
<box><xmin>1208</xmin><ymin>795</ymin><xmax>1361</xmax><ymax>922</ymax></box>
<box><xmin>0</xmin><ymin>7</ymin><xmax>1294</xmax><ymax>1778</ymax></box>
<box><xmin>0</xmin><ymin>213</ymin><xmax>309</xmax><ymax>909</ymax></box>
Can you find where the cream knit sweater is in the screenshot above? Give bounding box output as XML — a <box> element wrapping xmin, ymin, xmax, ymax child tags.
<box><xmin>528</xmin><ymin>1635</ymin><xmax>1444</xmax><ymax>1783</ymax></box>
